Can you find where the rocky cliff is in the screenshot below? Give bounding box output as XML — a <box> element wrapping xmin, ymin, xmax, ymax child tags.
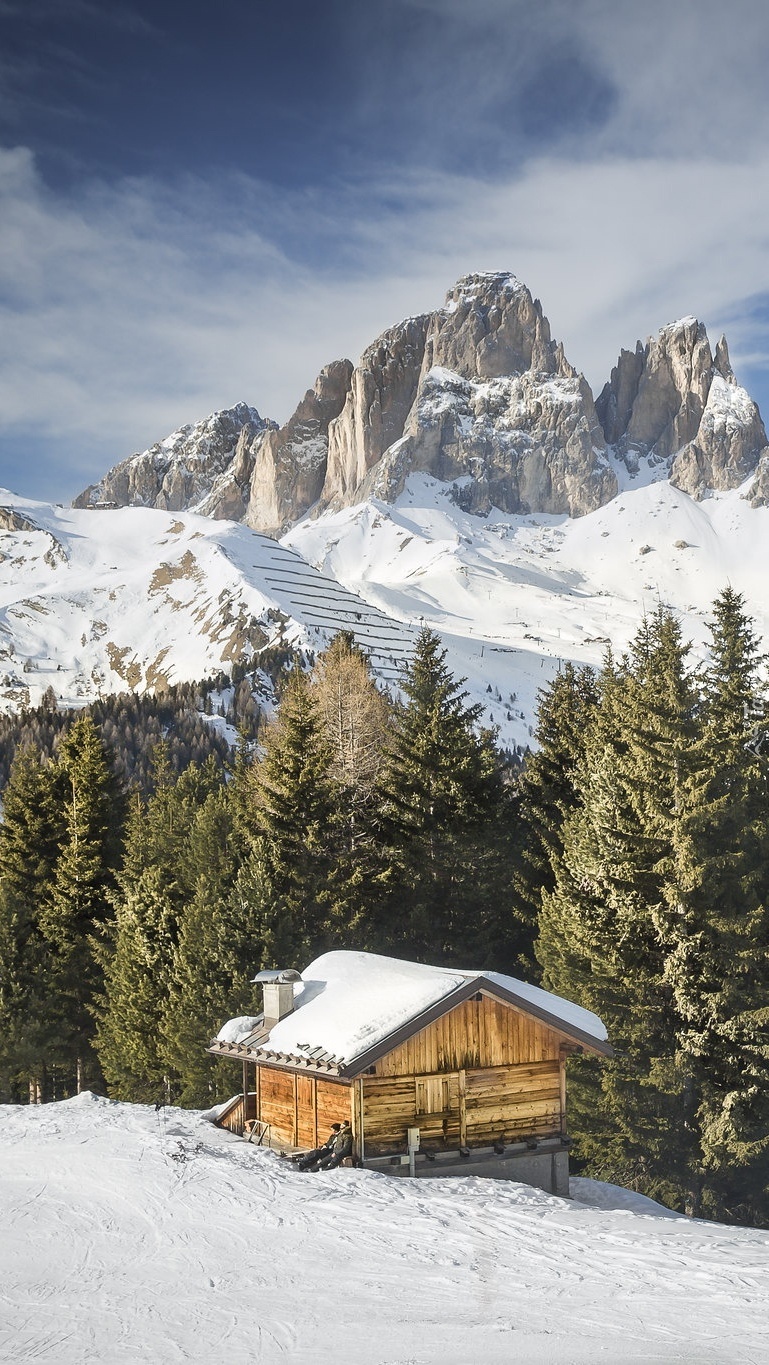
<box><xmin>242</xmin><ymin>359</ymin><xmax>353</xmax><ymax>535</ymax></box>
<box><xmin>75</xmin><ymin>275</ymin><xmax>769</xmax><ymax>527</ymax></box>
<box><xmin>74</xmin><ymin>404</ymin><xmax>272</xmax><ymax>515</ymax></box>
<box><xmin>596</xmin><ymin>319</ymin><xmax>768</xmax><ymax>496</ymax></box>
<box><xmin>321</xmin><ymin>273</ymin><xmax>616</xmax><ymax>519</ymax></box>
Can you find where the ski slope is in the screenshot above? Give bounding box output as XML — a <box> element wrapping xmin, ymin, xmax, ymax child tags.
<box><xmin>0</xmin><ymin>493</ymin><xmax>414</xmax><ymax>715</ymax></box>
<box><xmin>3</xmin><ymin>469</ymin><xmax>769</xmax><ymax>745</ymax></box>
<box><xmin>1</xmin><ymin>1094</ymin><xmax>767</xmax><ymax>1365</ymax></box>
<box><xmin>285</xmin><ymin>470</ymin><xmax>769</xmax><ymax>745</ymax></box>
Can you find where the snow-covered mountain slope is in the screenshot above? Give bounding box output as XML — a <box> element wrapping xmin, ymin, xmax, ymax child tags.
<box><xmin>3</xmin><ymin>469</ymin><xmax>769</xmax><ymax>744</ymax></box>
<box><xmin>0</xmin><ymin>492</ymin><xmax>414</xmax><ymax>713</ymax></box>
<box><xmin>1</xmin><ymin>1094</ymin><xmax>766</xmax><ymax>1365</ymax></box>
<box><xmin>284</xmin><ymin>469</ymin><xmax>769</xmax><ymax>745</ymax></box>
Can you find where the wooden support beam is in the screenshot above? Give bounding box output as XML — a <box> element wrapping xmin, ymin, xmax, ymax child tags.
<box><xmin>358</xmin><ymin>1078</ymin><xmax>366</xmax><ymax>1163</ymax></box>
<box><xmin>458</xmin><ymin>1068</ymin><xmax>467</xmax><ymax>1147</ymax></box>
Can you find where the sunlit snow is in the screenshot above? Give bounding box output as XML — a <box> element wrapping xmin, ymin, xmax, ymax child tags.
<box><xmin>1</xmin><ymin>1095</ymin><xmax>766</xmax><ymax>1364</ymax></box>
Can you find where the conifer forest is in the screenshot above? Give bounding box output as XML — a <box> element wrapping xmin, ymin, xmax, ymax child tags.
<box><xmin>1</xmin><ymin>594</ymin><xmax>768</xmax><ymax>1228</ymax></box>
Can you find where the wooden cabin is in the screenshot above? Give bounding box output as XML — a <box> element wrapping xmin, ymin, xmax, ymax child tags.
<box><xmin>208</xmin><ymin>951</ymin><xmax>612</xmax><ymax>1194</ymax></box>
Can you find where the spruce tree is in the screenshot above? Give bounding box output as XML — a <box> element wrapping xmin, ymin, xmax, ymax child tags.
<box><xmin>162</xmin><ymin>785</ymin><xmax>253</xmax><ymax>1106</ymax></box>
<box><xmin>94</xmin><ymin>748</ymin><xmax>224</xmax><ymax>1101</ymax></box>
<box><xmin>39</xmin><ymin>716</ymin><xmax>124</xmax><ymax>1092</ymax></box>
<box><xmin>378</xmin><ymin>629</ymin><xmax>516</xmax><ymax>966</ymax></box>
<box><xmin>0</xmin><ymin>744</ymin><xmax>63</xmax><ymax>1101</ymax></box>
<box><xmin>538</xmin><ymin>611</ymin><xmax>701</xmax><ymax>1206</ymax></box>
<box><xmin>516</xmin><ymin>662</ymin><xmax>599</xmax><ymax>946</ymax></box>
<box><xmin>662</xmin><ymin>589</ymin><xmax>769</xmax><ymax>1220</ymax></box>
<box><xmin>240</xmin><ymin>669</ymin><xmax>340</xmax><ymax>966</ymax></box>
<box><xmin>94</xmin><ymin>865</ymin><xmax>177</xmax><ymax>1103</ymax></box>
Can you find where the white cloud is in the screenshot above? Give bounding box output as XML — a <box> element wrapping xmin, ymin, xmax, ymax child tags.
<box><xmin>1</xmin><ymin>138</ymin><xmax>769</xmax><ymax>503</ymax></box>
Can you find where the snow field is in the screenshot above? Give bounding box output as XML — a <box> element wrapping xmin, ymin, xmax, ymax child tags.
<box><xmin>1</xmin><ymin>1094</ymin><xmax>767</xmax><ymax>1364</ymax></box>
<box><xmin>285</xmin><ymin>472</ymin><xmax>769</xmax><ymax>745</ymax></box>
<box><xmin>3</xmin><ymin>467</ymin><xmax>769</xmax><ymax>746</ymax></box>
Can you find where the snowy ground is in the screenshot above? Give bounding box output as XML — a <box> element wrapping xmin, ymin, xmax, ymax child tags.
<box><xmin>1</xmin><ymin>1095</ymin><xmax>767</xmax><ymax>1364</ymax></box>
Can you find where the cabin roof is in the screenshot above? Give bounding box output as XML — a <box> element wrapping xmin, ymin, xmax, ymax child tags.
<box><xmin>209</xmin><ymin>951</ymin><xmax>612</xmax><ymax>1075</ymax></box>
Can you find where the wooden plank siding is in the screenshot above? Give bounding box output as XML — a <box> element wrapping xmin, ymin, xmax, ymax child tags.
<box><xmin>360</xmin><ymin>1061</ymin><xmax>562</xmax><ymax>1156</ymax></box>
<box><xmin>464</xmin><ymin>1062</ymin><xmax>561</xmax><ymax>1145</ymax></box>
<box><xmin>255</xmin><ymin>1066</ymin><xmax>351</xmax><ymax>1147</ymax></box>
<box><xmin>215</xmin><ymin>1092</ymin><xmax>257</xmax><ymax>1136</ymax></box>
<box><xmin>371</xmin><ymin>995</ymin><xmax>561</xmax><ymax>1077</ymax></box>
<box><xmin>250</xmin><ymin>995</ymin><xmax>571</xmax><ymax>1155</ymax></box>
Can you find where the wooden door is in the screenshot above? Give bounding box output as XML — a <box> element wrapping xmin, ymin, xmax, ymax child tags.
<box><xmin>414</xmin><ymin>1073</ymin><xmax>460</xmax><ymax>1142</ymax></box>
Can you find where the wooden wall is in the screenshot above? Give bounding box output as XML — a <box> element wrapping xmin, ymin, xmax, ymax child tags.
<box><xmin>249</xmin><ymin>996</ymin><xmax>568</xmax><ymax>1156</ymax></box>
<box><xmin>215</xmin><ymin>1092</ymin><xmax>256</xmax><ymax>1136</ymax></box>
<box><xmin>360</xmin><ymin>1061</ymin><xmax>562</xmax><ymax>1156</ymax></box>
<box><xmin>256</xmin><ymin>1066</ymin><xmax>351</xmax><ymax>1148</ymax></box>
<box><xmin>359</xmin><ymin>995</ymin><xmax>567</xmax><ymax>1157</ymax></box>
<box><xmin>372</xmin><ymin>995</ymin><xmax>561</xmax><ymax>1077</ymax></box>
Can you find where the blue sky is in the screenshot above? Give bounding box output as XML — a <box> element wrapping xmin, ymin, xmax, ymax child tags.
<box><xmin>1</xmin><ymin>0</ymin><xmax>769</xmax><ymax>502</ymax></box>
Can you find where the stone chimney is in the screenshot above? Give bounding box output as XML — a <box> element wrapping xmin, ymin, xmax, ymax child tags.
<box><xmin>251</xmin><ymin>969</ymin><xmax>301</xmax><ymax>1028</ymax></box>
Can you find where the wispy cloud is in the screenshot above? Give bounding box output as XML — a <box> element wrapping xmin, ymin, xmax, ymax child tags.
<box><xmin>2</xmin><ymin>138</ymin><xmax>769</xmax><ymax>502</ymax></box>
<box><xmin>1</xmin><ymin>1</ymin><xmax>769</xmax><ymax>502</ymax></box>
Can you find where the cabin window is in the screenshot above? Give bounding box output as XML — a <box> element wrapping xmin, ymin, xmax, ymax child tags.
<box><xmin>415</xmin><ymin>1075</ymin><xmax>450</xmax><ymax>1115</ymax></box>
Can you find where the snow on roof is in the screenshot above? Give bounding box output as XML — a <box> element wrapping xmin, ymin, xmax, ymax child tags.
<box><xmin>216</xmin><ymin>1015</ymin><xmax>262</xmax><ymax>1046</ymax></box>
<box><xmin>481</xmin><ymin>972</ymin><xmax>607</xmax><ymax>1044</ymax></box>
<box><xmin>237</xmin><ymin>950</ymin><xmax>607</xmax><ymax>1067</ymax></box>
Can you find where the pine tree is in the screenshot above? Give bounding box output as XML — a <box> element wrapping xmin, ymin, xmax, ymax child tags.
<box><xmin>378</xmin><ymin>629</ymin><xmax>515</xmax><ymax>965</ymax></box>
<box><xmin>538</xmin><ymin>611</ymin><xmax>701</xmax><ymax>1205</ymax></box>
<box><xmin>516</xmin><ymin>662</ymin><xmax>599</xmax><ymax>948</ymax></box>
<box><xmin>0</xmin><ymin>744</ymin><xmax>63</xmax><ymax>1101</ymax></box>
<box><xmin>94</xmin><ymin>865</ymin><xmax>177</xmax><ymax>1102</ymax></box>
<box><xmin>39</xmin><ymin>716</ymin><xmax>124</xmax><ymax>1093</ymax></box>
<box><xmin>309</xmin><ymin>632</ymin><xmax>394</xmax><ymax>949</ymax></box>
<box><xmin>313</xmin><ymin>632</ymin><xmax>390</xmax><ymax>836</ymax></box>
<box><xmin>94</xmin><ymin>748</ymin><xmax>225</xmax><ymax>1101</ymax></box>
<box><xmin>661</xmin><ymin>589</ymin><xmax>769</xmax><ymax>1220</ymax></box>
<box><xmin>240</xmin><ymin>670</ymin><xmax>340</xmax><ymax>966</ymax></box>
<box><xmin>161</xmin><ymin>785</ymin><xmax>253</xmax><ymax>1106</ymax></box>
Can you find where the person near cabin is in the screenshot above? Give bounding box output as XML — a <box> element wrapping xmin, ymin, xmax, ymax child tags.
<box><xmin>316</xmin><ymin>1121</ymin><xmax>353</xmax><ymax>1170</ymax></box>
<box><xmin>295</xmin><ymin>1123</ymin><xmax>342</xmax><ymax>1171</ymax></box>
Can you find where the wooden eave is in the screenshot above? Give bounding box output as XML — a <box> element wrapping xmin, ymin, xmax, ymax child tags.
<box><xmin>207</xmin><ymin>974</ymin><xmax>613</xmax><ymax>1080</ymax></box>
<box><xmin>206</xmin><ymin>1033</ymin><xmax>350</xmax><ymax>1081</ymax></box>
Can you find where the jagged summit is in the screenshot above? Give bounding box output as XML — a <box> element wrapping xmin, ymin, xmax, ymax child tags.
<box><xmin>75</xmin><ymin>275</ymin><xmax>769</xmax><ymax>531</ymax></box>
<box><xmin>74</xmin><ymin>403</ymin><xmax>273</xmax><ymax>516</ymax></box>
<box><xmin>596</xmin><ymin>317</ymin><xmax>768</xmax><ymax>497</ymax></box>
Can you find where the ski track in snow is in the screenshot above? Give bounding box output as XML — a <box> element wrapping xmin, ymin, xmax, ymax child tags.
<box><xmin>1</xmin><ymin>1096</ymin><xmax>767</xmax><ymax>1364</ymax></box>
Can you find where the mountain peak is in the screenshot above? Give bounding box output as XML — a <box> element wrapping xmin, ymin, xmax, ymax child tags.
<box><xmin>74</xmin><ymin>276</ymin><xmax>769</xmax><ymax>530</ymax></box>
<box><xmin>73</xmin><ymin>403</ymin><xmax>272</xmax><ymax>515</ymax></box>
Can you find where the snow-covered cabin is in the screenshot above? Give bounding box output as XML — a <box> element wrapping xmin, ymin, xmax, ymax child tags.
<box><xmin>208</xmin><ymin>950</ymin><xmax>611</xmax><ymax>1194</ymax></box>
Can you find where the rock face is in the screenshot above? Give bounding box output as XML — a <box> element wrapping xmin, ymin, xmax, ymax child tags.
<box><xmin>76</xmin><ymin>275</ymin><xmax>769</xmax><ymax>528</ymax></box>
<box><xmin>244</xmin><ymin>359</ymin><xmax>353</xmax><ymax>535</ymax></box>
<box><xmin>74</xmin><ymin>404</ymin><xmax>271</xmax><ymax>515</ymax></box>
<box><xmin>323</xmin><ymin>317</ymin><xmax>429</xmax><ymax>505</ymax></box>
<box><xmin>596</xmin><ymin>321</ymin><xmax>769</xmax><ymax>496</ymax></box>
<box><xmin>323</xmin><ymin>273</ymin><xmax>616</xmax><ymax>518</ymax></box>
